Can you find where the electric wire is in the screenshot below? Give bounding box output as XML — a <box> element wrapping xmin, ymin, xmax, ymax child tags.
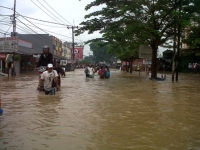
<box><xmin>30</xmin><ymin>0</ymin><xmax>65</xmax><ymax>25</ymax></box>
<box><xmin>0</xmin><ymin>31</ymin><xmax>10</xmax><ymax>35</ymax></box>
<box><xmin>17</xmin><ymin>16</ymin><xmax>82</xmax><ymax>41</ymax></box>
<box><xmin>0</xmin><ymin>5</ymin><xmax>13</xmax><ymax>10</ymax></box>
<box><xmin>18</xmin><ymin>22</ymin><xmax>73</xmax><ymax>39</ymax></box>
<box><xmin>16</xmin><ymin>18</ymin><xmax>53</xmax><ymax>45</ymax></box>
<box><xmin>0</xmin><ymin>16</ymin><xmax>9</xmax><ymax>21</ymax></box>
<box><xmin>36</xmin><ymin>0</ymin><xmax>70</xmax><ymax>25</ymax></box>
<box><xmin>18</xmin><ymin>21</ymin><xmax>68</xmax><ymax>28</ymax></box>
<box><xmin>30</xmin><ymin>0</ymin><xmax>72</xmax><ymax>38</ymax></box>
<box><xmin>0</xmin><ymin>5</ymin><xmax>81</xmax><ymax>43</ymax></box>
<box><xmin>42</xmin><ymin>0</ymin><xmax>72</xmax><ymax>25</ymax></box>
<box><xmin>18</xmin><ymin>15</ymin><xmax>70</xmax><ymax>26</ymax></box>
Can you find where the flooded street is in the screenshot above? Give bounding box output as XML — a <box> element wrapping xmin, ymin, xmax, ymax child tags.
<box><xmin>0</xmin><ymin>69</ymin><xmax>200</xmax><ymax>150</ymax></box>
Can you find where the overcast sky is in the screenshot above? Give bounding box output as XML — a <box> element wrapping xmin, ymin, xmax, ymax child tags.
<box><xmin>0</xmin><ymin>0</ymin><xmax>165</xmax><ymax>56</ymax></box>
<box><xmin>0</xmin><ymin>0</ymin><xmax>103</xmax><ymax>56</ymax></box>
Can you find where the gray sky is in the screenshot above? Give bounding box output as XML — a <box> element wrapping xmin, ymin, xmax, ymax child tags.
<box><xmin>0</xmin><ymin>0</ymin><xmax>103</xmax><ymax>56</ymax></box>
<box><xmin>0</xmin><ymin>0</ymin><xmax>165</xmax><ymax>56</ymax></box>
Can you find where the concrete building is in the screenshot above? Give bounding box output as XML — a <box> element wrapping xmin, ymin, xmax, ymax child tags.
<box><xmin>0</xmin><ymin>34</ymin><xmax>68</xmax><ymax>75</ymax></box>
<box><xmin>18</xmin><ymin>34</ymin><xmax>66</xmax><ymax>60</ymax></box>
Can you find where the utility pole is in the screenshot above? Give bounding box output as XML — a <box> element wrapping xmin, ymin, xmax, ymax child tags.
<box><xmin>175</xmin><ymin>0</ymin><xmax>182</xmax><ymax>81</ymax></box>
<box><xmin>11</xmin><ymin>0</ymin><xmax>17</xmax><ymax>76</ymax></box>
<box><xmin>13</xmin><ymin>0</ymin><xmax>16</xmax><ymax>37</ymax></box>
<box><xmin>67</xmin><ymin>25</ymin><xmax>78</xmax><ymax>71</ymax></box>
<box><xmin>67</xmin><ymin>26</ymin><xmax>78</xmax><ymax>61</ymax></box>
<box><xmin>172</xmin><ymin>0</ymin><xmax>177</xmax><ymax>81</ymax></box>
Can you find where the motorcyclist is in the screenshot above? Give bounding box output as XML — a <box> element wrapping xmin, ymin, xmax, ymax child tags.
<box><xmin>36</xmin><ymin>45</ymin><xmax>53</xmax><ymax>90</ymax></box>
<box><xmin>37</xmin><ymin>45</ymin><xmax>53</xmax><ymax>67</ymax></box>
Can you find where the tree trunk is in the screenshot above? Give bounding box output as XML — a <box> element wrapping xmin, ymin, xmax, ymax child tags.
<box><xmin>130</xmin><ymin>61</ymin><xmax>133</xmax><ymax>73</ymax></box>
<box><xmin>151</xmin><ymin>43</ymin><xmax>158</xmax><ymax>78</ymax></box>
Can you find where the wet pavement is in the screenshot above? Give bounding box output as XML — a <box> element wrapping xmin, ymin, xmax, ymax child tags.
<box><xmin>0</xmin><ymin>69</ymin><xmax>200</xmax><ymax>150</ymax></box>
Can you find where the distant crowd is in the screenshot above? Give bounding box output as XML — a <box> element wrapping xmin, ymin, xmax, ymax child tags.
<box><xmin>188</xmin><ymin>63</ymin><xmax>200</xmax><ymax>74</ymax></box>
<box><xmin>84</xmin><ymin>65</ymin><xmax>110</xmax><ymax>79</ymax></box>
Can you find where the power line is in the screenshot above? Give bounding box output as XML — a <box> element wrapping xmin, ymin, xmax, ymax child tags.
<box><xmin>16</xmin><ymin>18</ymin><xmax>53</xmax><ymax>45</ymax></box>
<box><xmin>16</xmin><ymin>22</ymin><xmax>54</xmax><ymax>46</ymax></box>
<box><xmin>0</xmin><ymin>16</ymin><xmax>9</xmax><ymax>21</ymax></box>
<box><xmin>18</xmin><ymin>14</ymin><xmax>70</xmax><ymax>26</ymax></box>
<box><xmin>18</xmin><ymin>21</ymin><xmax>72</xmax><ymax>39</ymax></box>
<box><xmin>0</xmin><ymin>31</ymin><xmax>10</xmax><ymax>35</ymax></box>
<box><xmin>42</xmin><ymin>0</ymin><xmax>72</xmax><ymax>25</ymax></box>
<box><xmin>30</xmin><ymin>0</ymin><xmax>65</xmax><ymax>25</ymax></box>
<box><xmin>0</xmin><ymin>14</ymin><xmax>11</xmax><ymax>16</ymax></box>
<box><xmin>0</xmin><ymin>22</ymin><xmax>12</xmax><ymax>26</ymax></box>
<box><xmin>17</xmin><ymin>21</ymin><xmax>68</xmax><ymax>28</ymax></box>
<box><xmin>17</xmin><ymin>20</ymin><xmax>82</xmax><ymax>42</ymax></box>
<box><xmin>6</xmin><ymin>24</ymin><xmax>12</xmax><ymax>33</ymax></box>
<box><xmin>0</xmin><ymin>5</ymin><xmax>13</xmax><ymax>10</ymax></box>
<box><xmin>36</xmin><ymin>0</ymin><xmax>70</xmax><ymax>25</ymax></box>
<box><xmin>0</xmin><ymin>29</ymin><xmax>7</xmax><ymax>32</ymax></box>
<box><xmin>16</xmin><ymin>19</ymin><xmax>71</xmax><ymax>43</ymax></box>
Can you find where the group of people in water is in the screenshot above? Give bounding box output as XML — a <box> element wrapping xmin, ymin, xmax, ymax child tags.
<box><xmin>84</xmin><ymin>65</ymin><xmax>110</xmax><ymax>79</ymax></box>
<box><xmin>36</xmin><ymin>45</ymin><xmax>65</xmax><ymax>95</ymax></box>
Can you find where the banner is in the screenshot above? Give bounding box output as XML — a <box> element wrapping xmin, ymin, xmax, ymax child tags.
<box><xmin>0</xmin><ymin>37</ymin><xmax>18</xmax><ymax>52</ymax></box>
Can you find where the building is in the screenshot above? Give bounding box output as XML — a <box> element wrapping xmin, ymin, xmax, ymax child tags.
<box><xmin>0</xmin><ymin>36</ymin><xmax>38</xmax><ymax>75</ymax></box>
<box><xmin>18</xmin><ymin>34</ymin><xmax>66</xmax><ymax>60</ymax></box>
<box><xmin>0</xmin><ymin>34</ymin><xmax>68</xmax><ymax>75</ymax></box>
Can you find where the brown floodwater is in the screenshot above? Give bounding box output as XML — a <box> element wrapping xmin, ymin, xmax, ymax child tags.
<box><xmin>0</xmin><ymin>69</ymin><xmax>200</xmax><ymax>150</ymax></box>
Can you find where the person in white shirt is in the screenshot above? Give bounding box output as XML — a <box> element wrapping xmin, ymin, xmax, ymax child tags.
<box><xmin>188</xmin><ymin>63</ymin><xmax>192</xmax><ymax>72</ymax></box>
<box><xmin>89</xmin><ymin>65</ymin><xmax>95</xmax><ymax>78</ymax></box>
<box><xmin>38</xmin><ymin>63</ymin><xmax>59</xmax><ymax>95</ymax></box>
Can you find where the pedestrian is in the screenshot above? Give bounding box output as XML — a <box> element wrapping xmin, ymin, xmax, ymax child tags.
<box><xmin>89</xmin><ymin>65</ymin><xmax>95</xmax><ymax>78</ymax></box>
<box><xmin>53</xmin><ymin>60</ymin><xmax>64</xmax><ymax>86</ymax></box>
<box><xmin>98</xmin><ymin>66</ymin><xmax>106</xmax><ymax>79</ymax></box>
<box><xmin>27</xmin><ymin>61</ymin><xmax>31</xmax><ymax>71</ymax></box>
<box><xmin>105</xmin><ymin>66</ymin><xmax>110</xmax><ymax>78</ymax></box>
<box><xmin>38</xmin><ymin>63</ymin><xmax>59</xmax><ymax>95</ymax></box>
<box><xmin>188</xmin><ymin>63</ymin><xmax>192</xmax><ymax>72</ymax></box>
<box><xmin>84</xmin><ymin>65</ymin><xmax>90</xmax><ymax>78</ymax></box>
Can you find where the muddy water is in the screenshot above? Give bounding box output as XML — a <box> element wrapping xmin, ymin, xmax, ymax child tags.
<box><xmin>0</xmin><ymin>69</ymin><xmax>200</xmax><ymax>150</ymax></box>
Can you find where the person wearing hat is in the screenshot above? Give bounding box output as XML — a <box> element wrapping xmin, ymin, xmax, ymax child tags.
<box><xmin>37</xmin><ymin>45</ymin><xmax>53</xmax><ymax>68</ymax></box>
<box><xmin>38</xmin><ymin>63</ymin><xmax>59</xmax><ymax>95</ymax></box>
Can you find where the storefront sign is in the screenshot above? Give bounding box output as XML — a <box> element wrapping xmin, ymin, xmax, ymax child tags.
<box><xmin>0</xmin><ymin>37</ymin><xmax>18</xmax><ymax>52</ymax></box>
<box><xmin>18</xmin><ymin>39</ymin><xmax>32</xmax><ymax>48</ymax></box>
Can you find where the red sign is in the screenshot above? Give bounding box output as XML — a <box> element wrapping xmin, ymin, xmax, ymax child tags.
<box><xmin>0</xmin><ymin>54</ymin><xmax>6</xmax><ymax>60</ymax></box>
<box><xmin>71</xmin><ymin>46</ymin><xmax>83</xmax><ymax>60</ymax></box>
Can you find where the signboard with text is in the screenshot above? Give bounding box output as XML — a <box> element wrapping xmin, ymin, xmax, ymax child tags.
<box><xmin>0</xmin><ymin>37</ymin><xmax>18</xmax><ymax>52</ymax></box>
<box><xmin>139</xmin><ymin>45</ymin><xmax>152</xmax><ymax>60</ymax></box>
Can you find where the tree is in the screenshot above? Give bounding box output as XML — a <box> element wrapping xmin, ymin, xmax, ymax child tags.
<box><xmin>76</xmin><ymin>0</ymin><xmax>199</xmax><ymax>78</ymax></box>
<box><xmin>89</xmin><ymin>41</ymin><xmax>113</xmax><ymax>64</ymax></box>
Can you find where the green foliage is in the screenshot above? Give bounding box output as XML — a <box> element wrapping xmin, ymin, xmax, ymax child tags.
<box><xmin>79</xmin><ymin>59</ymin><xmax>90</xmax><ymax>64</ymax></box>
<box><xmin>76</xmin><ymin>0</ymin><xmax>199</xmax><ymax>77</ymax></box>
<box><xmin>89</xmin><ymin>41</ymin><xmax>113</xmax><ymax>63</ymax></box>
<box><xmin>14</xmin><ymin>54</ymin><xmax>21</xmax><ymax>61</ymax></box>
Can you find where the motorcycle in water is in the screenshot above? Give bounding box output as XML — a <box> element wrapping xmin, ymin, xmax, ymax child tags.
<box><xmin>37</xmin><ymin>66</ymin><xmax>47</xmax><ymax>91</ymax></box>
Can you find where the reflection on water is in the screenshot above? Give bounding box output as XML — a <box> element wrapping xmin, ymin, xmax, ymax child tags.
<box><xmin>0</xmin><ymin>70</ymin><xmax>200</xmax><ymax>150</ymax></box>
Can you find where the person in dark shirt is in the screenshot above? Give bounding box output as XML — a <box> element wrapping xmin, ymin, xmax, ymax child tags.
<box><xmin>36</xmin><ymin>45</ymin><xmax>53</xmax><ymax>90</ymax></box>
<box><xmin>37</xmin><ymin>45</ymin><xmax>53</xmax><ymax>67</ymax></box>
<box><xmin>53</xmin><ymin>60</ymin><xmax>64</xmax><ymax>86</ymax></box>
